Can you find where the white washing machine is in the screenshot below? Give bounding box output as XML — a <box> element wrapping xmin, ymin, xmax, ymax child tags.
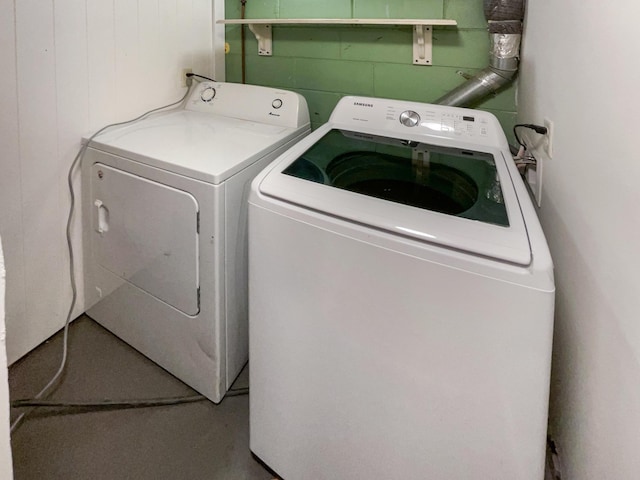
<box><xmin>82</xmin><ymin>82</ymin><xmax>309</xmax><ymax>402</ymax></box>
<box><xmin>249</xmin><ymin>97</ymin><xmax>555</xmax><ymax>479</ymax></box>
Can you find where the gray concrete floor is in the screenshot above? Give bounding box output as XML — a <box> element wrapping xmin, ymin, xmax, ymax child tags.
<box><xmin>8</xmin><ymin>315</ymin><xmax>556</xmax><ymax>480</ymax></box>
<box><xmin>8</xmin><ymin>316</ymin><xmax>274</xmax><ymax>480</ymax></box>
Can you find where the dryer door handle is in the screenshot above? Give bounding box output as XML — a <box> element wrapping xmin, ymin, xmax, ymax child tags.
<box><xmin>94</xmin><ymin>199</ymin><xmax>110</xmax><ymax>234</ymax></box>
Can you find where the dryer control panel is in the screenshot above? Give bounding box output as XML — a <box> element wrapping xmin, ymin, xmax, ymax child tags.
<box><xmin>329</xmin><ymin>96</ymin><xmax>506</xmax><ymax>150</ymax></box>
<box><xmin>185</xmin><ymin>82</ymin><xmax>310</xmax><ymax>129</ymax></box>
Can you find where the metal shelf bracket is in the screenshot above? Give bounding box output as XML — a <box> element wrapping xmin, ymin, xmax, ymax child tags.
<box><xmin>413</xmin><ymin>25</ymin><xmax>433</xmax><ymax>65</ymax></box>
<box><xmin>248</xmin><ymin>24</ymin><xmax>272</xmax><ymax>56</ymax></box>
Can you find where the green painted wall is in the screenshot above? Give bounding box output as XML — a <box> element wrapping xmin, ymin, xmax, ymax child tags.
<box><xmin>224</xmin><ymin>0</ymin><xmax>516</xmax><ymax>140</ymax></box>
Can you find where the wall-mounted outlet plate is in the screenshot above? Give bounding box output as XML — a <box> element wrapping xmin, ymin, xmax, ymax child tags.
<box><xmin>526</xmin><ymin>150</ymin><xmax>543</xmax><ymax>207</ymax></box>
<box><xmin>520</xmin><ymin>127</ymin><xmax>550</xmax><ymax>207</ymax></box>
<box><xmin>543</xmin><ymin>117</ymin><xmax>554</xmax><ymax>159</ymax></box>
<box><xmin>180</xmin><ymin>67</ymin><xmax>193</xmax><ymax>88</ymax></box>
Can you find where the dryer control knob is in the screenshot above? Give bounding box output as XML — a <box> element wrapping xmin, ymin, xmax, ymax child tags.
<box><xmin>272</xmin><ymin>98</ymin><xmax>283</xmax><ymax>109</ymax></box>
<box><xmin>200</xmin><ymin>87</ymin><xmax>216</xmax><ymax>102</ymax></box>
<box><xmin>400</xmin><ymin>110</ymin><xmax>420</xmax><ymax>127</ymax></box>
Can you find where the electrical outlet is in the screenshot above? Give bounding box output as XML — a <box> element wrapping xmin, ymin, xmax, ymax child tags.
<box><xmin>521</xmin><ymin>119</ymin><xmax>553</xmax><ymax>207</ymax></box>
<box><xmin>525</xmin><ymin>150</ymin><xmax>543</xmax><ymax>207</ymax></box>
<box><xmin>180</xmin><ymin>68</ymin><xmax>193</xmax><ymax>88</ymax></box>
<box><xmin>543</xmin><ymin>117</ymin><xmax>554</xmax><ymax>159</ymax></box>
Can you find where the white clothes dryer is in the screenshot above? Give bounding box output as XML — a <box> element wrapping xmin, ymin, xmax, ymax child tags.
<box><xmin>249</xmin><ymin>97</ymin><xmax>554</xmax><ymax>479</ymax></box>
<box><xmin>82</xmin><ymin>82</ymin><xmax>309</xmax><ymax>402</ymax></box>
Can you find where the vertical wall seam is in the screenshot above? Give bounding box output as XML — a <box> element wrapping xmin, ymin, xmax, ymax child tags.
<box><xmin>12</xmin><ymin>0</ymin><xmax>28</xmax><ymax>328</ymax></box>
<box><xmin>137</xmin><ymin>0</ymin><xmax>142</xmax><ymax>82</ymax></box>
<box><xmin>82</xmin><ymin>0</ymin><xmax>89</xmax><ymax>130</ymax></box>
<box><xmin>85</xmin><ymin>0</ymin><xmax>92</xmax><ymax>128</ymax></box>
<box><xmin>190</xmin><ymin>0</ymin><xmax>194</xmax><ymax>75</ymax></box>
<box><xmin>78</xmin><ymin>0</ymin><xmax>90</xmax><ymax>319</ymax></box>
<box><xmin>50</xmin><ymin>0</ymin><xmax>66</xmax><ymax>319</ymax></box>
<box><xmin>113</xmin><ymin>0</ymin><xmax>118</xmax><ymax>113</ymax></box>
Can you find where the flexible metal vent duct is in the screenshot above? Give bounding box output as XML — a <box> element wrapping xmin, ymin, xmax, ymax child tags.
<box><xmin>435</xmin><ymin>0</ymin><xmax>524</xmax><ymax>107</ymax></box>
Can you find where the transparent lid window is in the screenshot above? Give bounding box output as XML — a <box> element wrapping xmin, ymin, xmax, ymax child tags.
<box><xmin>282</xmin><ymin>129</ymin><xmax>509</xmax><ymax>226</ymax></box>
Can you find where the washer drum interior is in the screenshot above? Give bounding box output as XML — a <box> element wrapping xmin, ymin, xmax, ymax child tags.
<box><xmin>326</xmin><ymin>151</ymin><xmax>479</xmax><ymax>215</ymax></box>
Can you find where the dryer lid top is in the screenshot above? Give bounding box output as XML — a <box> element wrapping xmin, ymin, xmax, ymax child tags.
<box><xmin>86</xmin><ymin>110</ymin><xmax>307</xmax><ymax>184</ymax></box>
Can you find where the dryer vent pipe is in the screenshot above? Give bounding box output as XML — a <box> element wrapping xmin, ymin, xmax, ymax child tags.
<box><xmin>435</xmin><ymin>0</ymin><xmax>524</xmax><ymax>107</ymax></box>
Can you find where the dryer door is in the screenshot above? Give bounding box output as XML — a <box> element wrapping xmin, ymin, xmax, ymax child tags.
<box><xmin>91</xmin><ymin>163</ymin><xmax>200</xmax><ymax>315</ymax></box>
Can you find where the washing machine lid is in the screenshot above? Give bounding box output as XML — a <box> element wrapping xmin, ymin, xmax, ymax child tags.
<box><xmin>87</xmin><ymin>110</ymin><xmax>305</xmax><ymax>184</ymax></box>
<box><xmin>258</xmin><ymin>126</ymin><xmax>532</xmax><ymax>266</ymax></box>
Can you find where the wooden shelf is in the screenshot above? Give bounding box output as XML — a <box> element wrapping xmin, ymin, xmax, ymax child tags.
<box><xmin>218</xmin><ymin>18</ymin><xmax>457</xmax><ymax>26</ymax></box>
<box><xmin>217</xmin><ymin>18</ymin><xmax>458</xmax><ymax>65</ymax></box>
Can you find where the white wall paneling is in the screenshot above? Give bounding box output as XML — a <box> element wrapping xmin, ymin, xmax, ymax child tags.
<box><xmin>519</xmin><ymin>1</ymin><xmax>640</xmax><ymax>478</ymax></box>
<box><xmin>15</xmin><ymin>0</ymin><xmax>66</xmax><ymax>363</ymax></box>
<box><xmin>1</xmin><ymin>240</ymin><xmax>15</xmax><ymax>479</ymax></box>
<box><xmin>0</xmin><ymin>0</ymin><xmax>27</xmax><ymax>368</ymax></box>
<box><xmin>114</xmin><ymin>0</ymin><xmax>140</xmax><ymax>114</ymax></box>
<box><xmin>0</xmin><ymin>0</ymin><xmax>215</xmax><ymax>364</ymax></box>
<box><xmin>87</xmin><ymin>0</ymin><xmax>118</xmax><ymax>127</ymax></box>
<box><xmin>213</xmin><ymin>0</ymin><xmax>226</xmax><ymax>81</ymax></box>
<box><xmin>138</xmin><ymin>0</ymin><xmax>163</xmax><ymax>109</ymax></box>
<box><xmin>192</xmin><ymin>0</ymin><xmax>215</xmax><ymax>78</ymax></box>
<box><xmin>53</xmin><ymin>0</ymin><xmax>92</xmax><ymax>373</ymax></box>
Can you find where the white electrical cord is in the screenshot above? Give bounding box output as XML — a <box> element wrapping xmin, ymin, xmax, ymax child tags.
<box><xmin>10</xmin><ymin>86</ymin><xmax>193</xmax><ymax>433</ymax></box>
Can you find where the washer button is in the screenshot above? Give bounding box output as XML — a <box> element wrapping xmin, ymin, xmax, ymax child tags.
<box><xmin>272</xmin><ymin>98</ymin><xmax>283</xmax><ymax>109</ymax></box>
<box><xmin>200</xmin><ymin>87</ymin><xmax>216</xmax><ymax>102</ymax></box>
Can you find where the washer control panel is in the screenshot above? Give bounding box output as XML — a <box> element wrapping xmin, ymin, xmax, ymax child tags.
<box><xmin>185</xmin><ymin>82</ymin><xmax>309</xmax><ymax>128</ymax></box>
<box><xmin>329</xmin><ymin>96</ymin><xmax>503</xmax><ymax>147</ymax></box>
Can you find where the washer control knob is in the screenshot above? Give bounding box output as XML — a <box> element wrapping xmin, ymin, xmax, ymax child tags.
<box><xmin>400</xmin><ymin>110</ymin><xmax>420</xmax><ymax>127</ymax></box>
<box><xmin>200</xmin><ymin>87</ymin><xmax>216</xmax><ymax>102</ymax></box>
<box><xmin>272</xmin><ymin>98</ymin><xmax>283</xmax><ymax>109</ymax></box>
